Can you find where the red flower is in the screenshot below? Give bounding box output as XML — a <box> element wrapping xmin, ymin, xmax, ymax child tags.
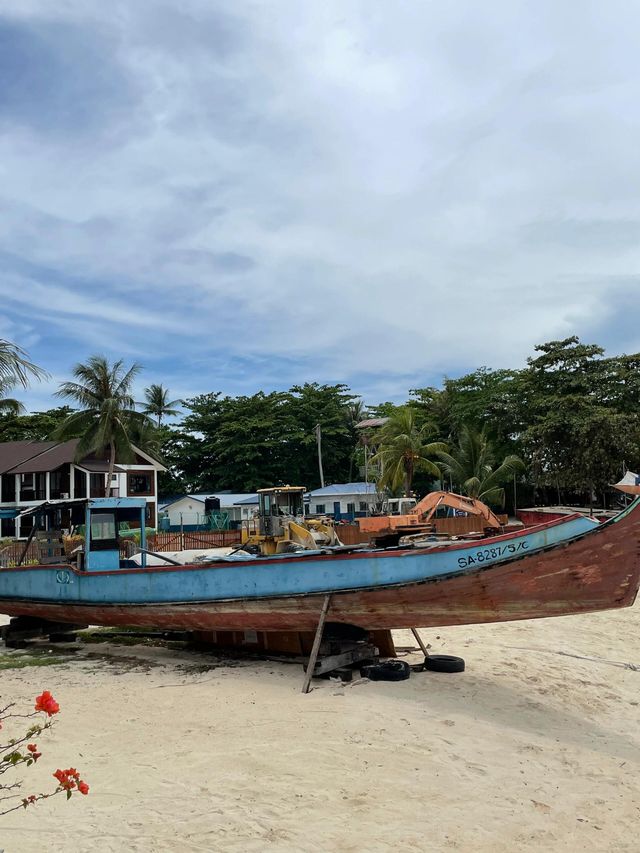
<box><xmin>53</xmin><ymin>767</ymin><xmax>87</xmax><ymax>795</ymax></box>
<box><xmin>53</xmin><ymin>768</ymin><xmax>78</xmax><ymax>791</ymax></box>
<box><xmin>34</xmin><ymin>690</ymin><xmax>60</xmax><ymax>716</ymax></box>
<box><xmin>27</xmin><ymin>743</ymin><xmax>41</xmax><ymax>761</ymax></box>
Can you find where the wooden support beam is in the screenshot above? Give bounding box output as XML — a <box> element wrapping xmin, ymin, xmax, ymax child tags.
<box><xmin>17</xmin><ymin>524</ymin><xmax>37</xmax><ymax>567</ymax></box>
<box><xmin>411</xmin><ymin>627</ymin><xmax>430</xmax><ymax>658</ymax></box>
<box><xmin>301</xmin><ymin>594</ymin><xmax>331</xmax><ymax>694</ymax></box>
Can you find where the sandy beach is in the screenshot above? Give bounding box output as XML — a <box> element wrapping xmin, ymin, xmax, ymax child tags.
<box><xmin>1</xmin><ymin>604</ymin><xmax>638</xmax><ymax>853</ymax></box>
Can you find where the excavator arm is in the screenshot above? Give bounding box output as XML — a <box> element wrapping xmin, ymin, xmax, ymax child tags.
<box><xmin>410</xmin><ymin>491</ymin><xmax>502</xmax><ymax>530</ymax></box>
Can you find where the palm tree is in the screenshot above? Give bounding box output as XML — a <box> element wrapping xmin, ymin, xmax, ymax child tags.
<box><xmin>0</xmin><ymin>339</ymin><xmax>48</xmax><ymax>415</ymax></box>
<box><xmin>53</xmin><ymin>356</ymin><xmax>147</xmax><ymax>496</ymax></box>
<box><xmin>0</xmin><ymin>339</ymin><xmax>48</xmax><ymax>389</ymax></box>
<box><xmin>371</xmin><ymin>407</ymin><xmax>447</xmax><ymax>497</ymax></box>
<box><xmin>436</xmin><ymin>425</ymin><xmax>524</xmax><ymax>506</ymax></box>
<box><xmin>141</xmin><ymin>384</ymin><xmax>181</xmax><ymax>427</ymax></box>
<box><xmin>0</xmin><ymin>393</ymin><xmax>26</xmax><ymax>416</ymax></box>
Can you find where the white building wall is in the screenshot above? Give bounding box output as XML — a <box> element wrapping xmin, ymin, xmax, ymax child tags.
<box><xmin>165</xmin><ymin>498</ymin><xmax>205</xmax><ymax>528</ymax></box>
<box><xmin>163</xmin><ymin>497</ymin><xmax>257</xmax><ymax>527</ymax></box>
<box><xmin>310</xmin><ymin>493</ymin><xmax>377</xmax><ymax>514</ymax></box>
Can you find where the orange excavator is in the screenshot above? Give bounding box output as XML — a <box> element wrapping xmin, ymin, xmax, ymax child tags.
<box><xmin>357</xmin><ymin>490</ymin><xmax>504</xmax><ymax>547</ymax></box>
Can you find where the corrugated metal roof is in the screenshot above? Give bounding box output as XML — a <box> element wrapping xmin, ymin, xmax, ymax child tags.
<box><xmin>0</xmin><ymin>439</ymin><xmax>161</xmax><ymax>475</ymax></box>
<box><xmin>307</xmin><ymin>482</ymin><xmax>378</xmax><ymax>497</ymax></box>
<box><xmin>355</xmin><ymin>417</ymin><xmax>389</xmax><ymax>429</ymax></box>
<box><xmin>8</xmin><ymin>440</ymin><xmax>80</xmax><ymax>474</ymax></box>
<box><xmin>165</xmin><ymin>493</ymin><xmax>258</xmax><ymax>509</ymax></box>
<box><xmin>76</xmin><ymin>460</ymin><xmax>126</xmax><ymax>473</ymax></box>
<box><xmin>0</xmin><ymin>441</ymin><xmax>59</xmax><ymax>474</ymax></box>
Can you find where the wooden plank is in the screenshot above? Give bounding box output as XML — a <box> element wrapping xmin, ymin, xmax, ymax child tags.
<box><xmin>411</xmin><ymin>627</ymin><xmax>430</xmax><ymax>657</ymax></box>
<box><xmin>301</xmin><ymin>594</ymin><xmax>331</xmax><ymax>694</ymax></box>
<box><xmin>310</xmin><ymin>643</ymin><xmax>378</xmax><ymax>676</ymax></box>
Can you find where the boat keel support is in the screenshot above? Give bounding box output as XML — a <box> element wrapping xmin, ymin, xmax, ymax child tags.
<box><xmin>411</xmin><ymin>627</ymin><xmax>430</xmax><ymax>658</ymax></box>
<box><xmin>1</xmin><ymin>616</ymin><xmax>87</xmax><ymax>647</ymax></box>
<box><xmin>301</xmin><ymin>594</ymin><xmax>332</xmax><ymax>693</ymax></box>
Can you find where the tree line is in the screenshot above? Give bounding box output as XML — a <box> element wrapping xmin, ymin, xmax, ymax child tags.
<box><xmin>0</xmin><ymin>336</ymin><xmax>638</xmax><ymax>509</ymax></box>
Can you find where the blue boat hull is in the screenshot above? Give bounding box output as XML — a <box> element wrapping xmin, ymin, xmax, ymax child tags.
<box><xmin>4</xmin><ymin>503</ymin><xmax>639</xmax><ymax>632</ymax></box>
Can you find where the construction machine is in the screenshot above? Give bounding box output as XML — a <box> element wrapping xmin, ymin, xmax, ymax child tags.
<box><xmin>241</xmin><ymin>486</ymin><xmax>341</xmax><ymax>555</ymax></box>
<box><xmin>357</xmin><ymin>490</ymin><xmax>504</xmax><ymax>547</ymax></box>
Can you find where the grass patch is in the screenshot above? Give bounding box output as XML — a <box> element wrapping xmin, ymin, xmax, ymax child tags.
<box><xmin>0</xmin><ymin>652</ymin><xmax>67</xmax><ymax>670</ymax></box>
<box><xmin>77</xmin><ymin>630</ymin><xmax>182</xmax><ymax>648</ymax></box>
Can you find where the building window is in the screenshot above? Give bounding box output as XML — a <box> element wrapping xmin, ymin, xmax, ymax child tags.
<box><xmin>127</xmin><ymin>472</ymin><xmax>153</xmax><ymax>496</ymax></box>
<box><xmin>1</xmin><ymin>517</ymin><xmax>16</xmax><ymax>537</ymax></box>
<box><xmin>346</xmin><ymin>503</ymin><xmax>356</xmax><ymax>514</ymax></box>
<box><xmin>89</xmin><ymin>512</ymin><xmax>118</xmax><ymax>551</ymax></box>
<box><xmin>20</xmin><ymin>473</ymin><xmax>46</xmax><ymax>501</ymax></box>
<box><xmin>359</xmin><ymin>502</ymin><xmax>368</xmax><ymax>512</ymax></box>
<box><xmin>50</xmin><ymin>468</ymin><xmax>70</xmax><ymax>500</ymax></box>
<box><xmin>315</xmin><ymin>504</ymin><xmax>326</xmax><ymax>514</ymax></box>
<box><xmin>74</xmin><ymin>468</ymin><xmax>87</xmax><ymax>499</ymax></box>
<box><xmin>89</xmin><ymin>473</ymin><xmax>105</xmax><ymax>497</ymax></box>
<box><xmin>1</xmin><ymin>475</ymin><xmax>15</xmax><ymax>503</ymax></box>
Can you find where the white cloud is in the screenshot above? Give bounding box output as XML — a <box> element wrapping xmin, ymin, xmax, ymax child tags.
<box><xmin>1</xmin><ymin>0</ymin><xmax>639</xmax><ymax>409</ymax></box>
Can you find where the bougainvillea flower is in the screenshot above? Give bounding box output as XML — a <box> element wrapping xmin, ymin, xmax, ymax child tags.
<box><xmin>34</xmin><ymin>691</ymin><xmax>60</xmax><ymax>716</ymax></box>
<box><xmin>27</xmin><ymin>743</ymin><xmax>41</xmax><ymax>760</ymax></box>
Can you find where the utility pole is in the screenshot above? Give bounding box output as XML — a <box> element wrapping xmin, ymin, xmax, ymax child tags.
<box><xmin>315</xmin><ymin>424</ymin><xmax>325</xmax><ymax>488</ymax></box>
<box><xmin>364</xmin><ymin>444</ymin><xmax>369</xmax><ymax>516</ymax></box>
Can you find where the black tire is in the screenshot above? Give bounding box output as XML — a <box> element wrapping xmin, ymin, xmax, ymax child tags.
<box><xmin>424</xmin><ymin>655</ymin><xmax>465</xmax><ymax>673</ymax></box>
<box><xmin>360</xmin><ymin>660</ymin><xmax>411</xmax><ymax>682</ymax></box>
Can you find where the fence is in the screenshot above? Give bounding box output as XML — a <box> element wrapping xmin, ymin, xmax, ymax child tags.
<box><xmin>0</xmin><ymin>540</ymin><xmax>40</xmax><ymax>567</ymax></box>
<box><xmin>146</xmin><ymin>531</ymin><xmax>241</xmax><ymax>551</ymax></box>
<box><xmin>0</xmin><ymin>529</ymin><xmax>242</xmax><ymax>568</ymax></box>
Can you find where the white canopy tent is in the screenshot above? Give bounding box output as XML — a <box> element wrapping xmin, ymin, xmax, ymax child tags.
<box><xmin>613</xmin><ymin>471</ymin><xmax>640</xmax><ymax>495</ymax></box>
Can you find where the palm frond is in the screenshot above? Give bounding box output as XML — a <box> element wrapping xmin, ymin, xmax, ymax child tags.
<box><xmin>0</xmin><ymin>339</ymin><xmax>49</xmax><ymax>388</ymax></box>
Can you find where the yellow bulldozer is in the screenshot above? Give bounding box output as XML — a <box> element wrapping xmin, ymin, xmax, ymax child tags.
<box><xmin>241</xmin><ymin>486</ymin><xmax>341</xmax><ymax>555</ymax></box>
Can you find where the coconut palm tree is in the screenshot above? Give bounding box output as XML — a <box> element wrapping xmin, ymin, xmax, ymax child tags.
<box><xmin>0</xmin><ymin>339</ymin><xmax>48</xmax><ymax>415</ymax></box>
<box><xmin>0</xmin><ymin>393</ymin><xmax>26</xmax><ymax>416</ymax></box>
<box><xmin>141</xmin><ymin>383</ymin><xmax>181</xmax><ymax>427</ymax></box>
<box><xmin>0</xmin><ymin>339</ymin><xmax>48</xmax><ymax>389</ymax></box>
<box><xmin>371</xmin><ymin>407</ymin><xmax>447</xmax><ymax>497</ymax></box>
<box><xmin>436</xmin><ymin>425</ymin><xmax>524</xmax><ymax>506</ymax></box>
<box><xmin>53</xmin><ymin>356</ymin><xmax>149</xmax><ymax>496</ymax></box>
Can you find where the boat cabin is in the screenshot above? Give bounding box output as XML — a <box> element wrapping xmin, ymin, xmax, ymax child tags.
<box><xmin>17</xmin><ymin>497</ymin><xmax>148</xmax><ymax>571</ymax></box>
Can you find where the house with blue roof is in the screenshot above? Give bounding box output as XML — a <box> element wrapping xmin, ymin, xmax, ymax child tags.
<box><xmin>305</xmin><ymin>482</ymin><xmax>379</xmax><ymax>520</ymax></box>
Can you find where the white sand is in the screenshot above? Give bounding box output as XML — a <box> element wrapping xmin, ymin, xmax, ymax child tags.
<box><xmin>1</xmin><ymin>603</ymin><xmax>638</xmax><ymax>852</ymax></box>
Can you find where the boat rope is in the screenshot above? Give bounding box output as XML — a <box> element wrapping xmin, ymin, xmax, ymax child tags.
<box><xmin>506</xmin><ymin>646</ymin><xmax>639</xmax><ymax>671</ymax></box>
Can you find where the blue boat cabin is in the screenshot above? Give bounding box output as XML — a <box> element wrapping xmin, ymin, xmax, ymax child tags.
<box><xmin>18</xmin><ymin>497</ymin><xmax>148</xmax><ymax>571</ymax></box>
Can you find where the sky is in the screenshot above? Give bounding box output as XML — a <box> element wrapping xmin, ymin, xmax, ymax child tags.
<box><xmin>1</xmin><ymin>0</ymin><xmax>639</xmax><ymax>414</ymax></box>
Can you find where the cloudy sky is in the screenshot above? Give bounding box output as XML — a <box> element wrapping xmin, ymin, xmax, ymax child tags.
<box><xmin>1</xmin><ymin>0</ymin><xmax>639</xmax><ymax>413</ymax></box>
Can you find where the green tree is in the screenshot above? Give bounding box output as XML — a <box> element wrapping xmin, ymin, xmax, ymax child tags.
<box><xmin>436</xmin><ymin>425</ymin><xmax>524</xmax><ymax>506</ymax></box>
<box><xmin>517</xmin><ymin>337</ymin><xmax>640</xmax><ymax>505</ymax></box>
<box><xmin>53</xmin><ymin>356</ymin><xmax>148</xmax><ymax>496</ymax></box>
<box><xmin>141</xmin><ymin>384</ymin><xmax>181</xmax><ymax>427</ymax></box>
<box><xmin>0</xmin><ymin>407</ymin><xmax>75</xmax><ymax>442</ymax></box>
<box><xmin>372</xmin><ymin>407</ymin><xmax>446</xmax><ymax>497</ymax></box>
<box><xmin>288</xmin><ymin>383</ymin><xmax>357</xmax><ymax>488</ymax></box>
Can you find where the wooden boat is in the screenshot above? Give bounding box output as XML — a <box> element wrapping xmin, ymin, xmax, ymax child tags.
<box><xmin>0</xmin><ymin>497</ymin><xmax>638</xmax><ymax>633</ymax></box>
